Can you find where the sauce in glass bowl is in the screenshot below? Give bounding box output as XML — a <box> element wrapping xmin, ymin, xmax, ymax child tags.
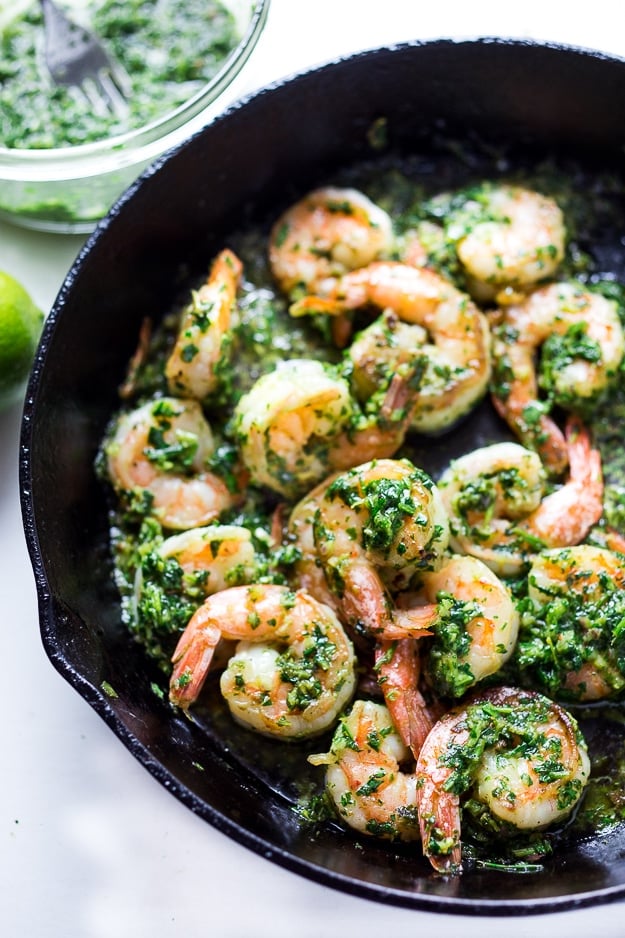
<box><xmin>0</xmin><ymin>0</ymin><xmax>269</xmax><ymax>232</ymax></box>
<box><xmin>1</xmin><ymin>0</ymin><xmax>239</xmax><ymax>149</ymax></box>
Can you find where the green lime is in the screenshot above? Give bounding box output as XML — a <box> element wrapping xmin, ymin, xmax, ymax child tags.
<box><xmin>0</xmin><ymin>269</ymin><xmax>44</xmax><ymax>412</ymax></box>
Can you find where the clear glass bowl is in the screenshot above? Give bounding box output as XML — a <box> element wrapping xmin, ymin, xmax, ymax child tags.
<box><xmin>0</xmin><ymin>0</ymin><xmax>270</xmax><ymax>233</ymax></box>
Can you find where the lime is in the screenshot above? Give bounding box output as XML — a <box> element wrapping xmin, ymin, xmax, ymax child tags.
<box><xmin>0</xmin><ymin>270</ymin><xmax>44</xmax><ymax>412</ymax></box>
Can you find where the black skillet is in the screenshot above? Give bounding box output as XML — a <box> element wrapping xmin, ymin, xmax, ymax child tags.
<box><xmin>19</xmin><ymin>38</ymin><xmax>625</xmax><ymax>914</ymax></box>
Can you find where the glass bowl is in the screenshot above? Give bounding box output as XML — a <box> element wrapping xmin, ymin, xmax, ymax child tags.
<box><xmin>0</xmin><ymin>0</ymin><xmax>270</xmax><ymax>233</ymax></box>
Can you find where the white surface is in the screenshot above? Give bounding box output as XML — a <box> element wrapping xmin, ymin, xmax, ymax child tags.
<box><xmin>2</xmin><ymin>2</ymin><xmax>625</xmax><ymax>935</ymax></box>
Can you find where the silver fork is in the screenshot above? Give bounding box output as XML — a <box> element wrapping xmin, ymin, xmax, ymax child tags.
<box><xmin>38</xmin><ymin>0</ymin><xmax>131</xmax><ymax>120</ymax></box>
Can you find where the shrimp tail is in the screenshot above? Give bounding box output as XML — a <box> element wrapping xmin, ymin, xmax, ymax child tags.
<box><xmin>417</xmin><ymin>779</ymin><xmax>463</xmax><ymax>874</ymax></box>
<box><xmin>289</xmin><ymin>295</ymin><xmax>356</xmax><ymax>347</ymax></box>
<box><xmin>389</xmin><ymin>606</ymin><xmax>437</xmax><ymax>638</ymax></box>
<box><xmin>169</xmin><ymin>610</ymin><xmax>222</xmax><ymax>710</ymax></box>
<box><xmin>565</xmin><ymin>414</ymin><xmax>602</xmax><ymax>488</ymax></box>
<box><xmin>375</xmin><ymin>639</ymin><xmax>437</xmax><ymax>759</ymax></box>
<box><xmin>341</xmin><ymin>562</ymin><xmax>436</xmax><ymax>640</ymax></box>
<box><xmin>119</xmin><ymin>316</ymin><xmax>152</xmax><ymax>400</ymax></box>
<box><xmin>331</xmin><ymin>313</ymin><xmax>355</xmax><ymax>348</ymax></box>
<box><xmin>520</xmin><ymin>414</ymin><xmax>603</xmax><ymax>547</ymax></box>
<box><xmin>415</xmin><ymin>710</ymin><xmax>467</xmax><ymax>874</ymax></box>
<box><xmin>290</xmin><ymin>295</ymin><xmax>344</xmax><ymax>318</ymax></box>
<box><xmin>328</xmin><ymin>374</ymin><xmax>421</xmax><ymax>472</ymax></box>
<box><xmin>491</xmin><ymin>391</ymin><xmax>568</xmax><ymax>477</ymax></box>
<box><xmin>603</xmin><ymin>527</ymin><xmax>625</xmax><ymax>554</ymax></box>
<box><xmin>378</xmin><ymin>372</ymin><xmax>418</xmax><ymax>427</ymax></box>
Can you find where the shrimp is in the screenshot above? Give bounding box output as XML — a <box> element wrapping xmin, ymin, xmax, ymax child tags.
<box><xmin>169</xmin><ymin>584</ymin><xmax>356</xmax><ymax>739</ymax></box>
<box><xmin>154</xmin><ymin>523</ymin><xmax>257</xmax><ymax>591</ymax></box>
<box><xmin>437</xmin><ymin>416</ymin><xmax>604</xmax><ymax>577</ymax></box>
<box><xmin>302</xmin><ymin>458</ymin><xmax>450</xmax><ymax>639</ymax></box>
<box><xmin>308</xmin><ymin>699</ymin><xmax>421</xmax><ymax>842</ymax></box>
<box><xmin>373</xmin><ymin>556</ymin><xmax>517</xmax><ymax>753</ymax></box>
<box><xmin>517</xmin><ymin>545</ymin><xmax>625</xmax><ymax>702</ymax></box>
<box><xmin>132</xmin><ymin>525</ymin><xmax>258</xmax><ymax>652</ymax></box>
<box><xmin>106</xmin><ymin>396</ymin><xmax>240</xmax><ymax>530</ymax></box>
<box><xmin>419</xmin><ymin>554</ymin><xmax>520</xmax><ymax>697</ymax></box>
<box><xmin>451</xmin><ymin>183</ymin><xmax>566</xmax><ymax>303</ymax></box>
<box><xmin>490</xmin><ymin>281</ymin><xmax>625</xmax><ymax>475</ymax></box>
<box><xmin>415</xmin><ymin>686</ymin><xmax>590</xmax><ymax>874</ymax></box>
<box><xmin>233</xmin><ymin>357</ymin><xmax>420</xmax><ymax>498</ymax></box>
<box><xmin>287</xmin><ymin>471</ymin><xmax>345</xmax><ymax>613</ymax></box>
<box><xmin>233</xmin><ymin>359</ymin><xmax>353</xmax><ymax>498</ymax></box>
<box><xmin>165</xmin><ymin>249</ymin><xmax>242</xmax><ymax>400</ymax></box>
<box><xmin>347</xmin><ymin>309</ymin><xmax>428</xmax><ymax>402</ymax></box>
<box><xmin>288</xmin><ymin>463</ymin><xmax>447</xmax><ymax>756</ymax></box>
<box><xmin>291</xmin><ymin>262</ymin><xmax>492</xmax><ymax>434</ymax></box>
<box><xmin>268</xmin><ymin>187</ymin><xmax>393</xmax><ymax>298</ymax></box>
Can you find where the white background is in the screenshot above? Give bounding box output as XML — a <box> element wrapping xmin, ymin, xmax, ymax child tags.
<box><xmin>3</xmin><ymin>1</ymin><xmax>625</xmax><ymax>935</ymax></box>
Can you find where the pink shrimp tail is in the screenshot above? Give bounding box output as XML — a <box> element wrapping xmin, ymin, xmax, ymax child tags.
<box><xmin>552</xmin><ymin>415</ymin><xmax>603</xmax><ymax>539</ymax></box>
<box><xmin>417</xmin><ymin>781</ymin><xmax>462</xmax><ymax>874</ymax></box>
<box><xmin>378</xmin><ymin>372</ymin><xmax>415</xmax><ymax>426</ymax></box>
<box><xmin>341</xmin><ymin>561</ymin><xmax>437</xmax><ymax>640</ymax></box>
<box><xmin>375</xmin><ymin>639</ymin><xmax>437</xmax><ymax>759</ymax></box>
<box><xmin>565</xmin><ymin>414</ymin><xmax>602</xmax><ymax>489</ymax></box>
<box><xmin>520</xmin><ymin>414</ymin><xmax>604</xmax><ymax>548</ymax></box>
<box><xmin>491</xmin><ymin>391</ymin><xmax>569</xmax><ymax>477</ymax></box>
<box><xmin>538</xmin><ymin>416</ymin><xmax>569</xmax><ymax>476</ymax></box>
<box><xmin>331</xmin><ymin>313</ymin><xmax>354</xmax><ymax>348</ymax></box>
<box><xmin>604</xmin><ymin>527</ymin><xmax>625</xmax><ymax>554</ymax></box>
<box><xmin>415</xmin><ymin>712</ymin><xmax>467</xmax><ymax>874</ymax></box>
<box><xmin>328</xmin><ymin>374</ymin><xmax>418</xmax><ymax>471</ymax></box>
<box><xmin>289</xmin><ymin>294</ymin><xmax>344</xmax><ymax>318</ymax></box>
<box><xmin>169</xmin><ymin>609</ymin><xmax>221</xmax><ymax>710</ymax></box>
<box><xmin>391</xmin><ymin>605</ymin><xmax>438</xmax><ymax>637</ymax></box>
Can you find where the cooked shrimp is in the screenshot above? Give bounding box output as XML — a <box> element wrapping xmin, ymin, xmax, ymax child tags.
<box><xmin>530</xmin><ymin>545</ymin><xmax>625</xmax><ymax>601</ymax></box>
<box><xmin>347</xmin><ymin>308</ymin><xmax>427</xmax><ymax>401</ymax></box>
<box><xmin>287</xmin><ymin>471</ymin><xmax>345</xmax><ymax>613</ymax></box>
<box><xmin>268</xmin><ymin>187</ymin><xmax>393</xmax><ymax>298</ymax></box>
<box><xmin>132</xmin><ymin>524</ymin><xmax>258</xmax><ymax>649</ymax></box>
<box><xmin>415</xmin><ymin>686</ymin><xmax>590</xmax><ymax>873</ymax></box>
<box><xmin>490</xmin><ymin>281</ymin><xmax>625</xmax><ymax>475</ymax></box>
<box><xmin>169</xmin><ymin>584</ymin><xmax>356</xmax><ymax>738</ymax></box>
<box><xmin>371</xmin><ymin>555</ymin><xmax>517</xmax><ymax>755</ymax></box>
<box><xmin>165</xmin><ymin>249</ymin><xmax>242</xmax><ymax>400</ymax></box>
<box><xmin>451</xmin><ymin>183</ymin><xmax>566</xmax><ymax>303</ymax></box>
<box><xmin>233</xmin><ymin>359</ymin><xmax>353</xmax><ymax>497</ymax></box>
<box><xmin>305</xmin><ymin>458</ymin><xmax>450</xmax><ymax>638</ymax></box>
<box><xmin>438</xmin><ymin>416</ymin><xmax>604</xmax><ymax>577</ymax></box>
<box><xmin>233</xmin><ymin>357</ymin><xmax>419</xmax><ymax>498</ymax></box>
<box><xmin>439</xmin><ymin>440</ymin><xmax>544</xmax><ymax>576</ymax></box>
<box><xmin>419</xmin><ymin>554</ymin><xmax>519</xmax><ymax>697</ymax></box>
<box><xmin>291</xmin><ymin>262</ymin><xmax>491</xmax><ymax>434</ymax></box>
<box><xmin>157</xmin><ymin>524</ymin><xmax>256</xmax><ymax>589</ymax></box>
<box><xmin>518</xmin><ymin>545</ymin><xmax>625</xmax><ymax>702</ymax></box>
<box><xmin>106</xmin><ymin>396</ymin><xmax>240</xmax><ymax>530</ymax></box>
<box><xmin>309</xmin><ymin>699</ymin><xmax>420</xmax><ymax>841</ymax></box>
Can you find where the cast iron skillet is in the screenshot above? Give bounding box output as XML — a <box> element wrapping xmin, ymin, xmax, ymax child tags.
<box><xmin>19</xmin><ymin>38</ymin><xmax>625</xmax><ymax>914</ymax></box>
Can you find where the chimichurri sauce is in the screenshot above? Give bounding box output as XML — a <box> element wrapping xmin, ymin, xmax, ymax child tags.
<box><xmin>101</xmin><ymin>140</ymin><xmax>625</xmax><ymax>868</ymax></box>
<box><xmin>0</xmin><ymin>0</ymin><xmax>238</xmax><ymax>149</ymax></box>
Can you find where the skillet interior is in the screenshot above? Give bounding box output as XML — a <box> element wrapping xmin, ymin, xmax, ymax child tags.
<box><xmin>19</xmin><ymin>38</ymin><xmax>625</xmax><ymax>913</ymax></box>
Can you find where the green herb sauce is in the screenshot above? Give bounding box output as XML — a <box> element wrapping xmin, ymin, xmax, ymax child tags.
<box><xmin>1</xmin><ymin>0</ymin><xmax>238</xmax><ymax>149</ymax></box>
<box><xmin>100</xmin><ymin>141</ymin><xmax>625</xmax><ymax>863</ymax></box>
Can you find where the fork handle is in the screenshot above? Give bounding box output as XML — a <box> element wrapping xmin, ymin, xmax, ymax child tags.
<box><xmin>39</xmin><ymin>0</ymin><xmax>85</xmax><ymax>47</ymax></box>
